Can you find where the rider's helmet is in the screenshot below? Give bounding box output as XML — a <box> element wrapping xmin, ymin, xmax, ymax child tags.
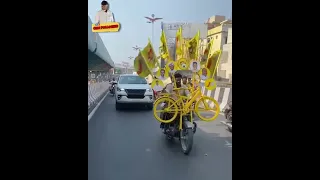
<box><xmin>112</xmin><ymin>77</ymin><xmax>115</xmax><ymax>81</ymax></box>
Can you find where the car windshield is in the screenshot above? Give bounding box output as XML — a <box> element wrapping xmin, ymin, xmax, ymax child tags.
<box><xmin>118</xmin><ymin>76</ymin><xmax>147</xmax><ymax>84</ymax></box>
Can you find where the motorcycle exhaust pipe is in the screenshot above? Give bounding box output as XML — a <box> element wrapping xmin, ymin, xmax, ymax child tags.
<box><xmin>220</xmin><ymin>121</ymin><xmax>232</xmax><ymax>128</ymax></box>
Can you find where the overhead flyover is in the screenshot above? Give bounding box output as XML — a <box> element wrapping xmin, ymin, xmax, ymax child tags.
<box><xmin>88</xmin><ymin>16</ymin><xmax>115</xmax><ymax>71</ymax></box>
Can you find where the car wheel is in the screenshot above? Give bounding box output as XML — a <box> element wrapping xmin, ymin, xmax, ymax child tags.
<box><xmin>116</xmin><ymin>102</ymin><xmax>121</xmax><ymax>110</ymax></box>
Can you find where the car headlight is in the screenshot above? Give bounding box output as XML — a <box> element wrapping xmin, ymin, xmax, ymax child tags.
<box><xmin>146</xmin><ymin>88</ymin><xmax>153</xmax><ymax>92</ymax></box>
<box><xmin>117</xmin><ymin>87</ymin><xmax>124</xmax><ymax>91</ymax></box>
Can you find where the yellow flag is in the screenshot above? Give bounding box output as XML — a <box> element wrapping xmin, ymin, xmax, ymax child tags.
<box><xmin>134</xmin><ymin>52</ymin><xmax>151</xmax><ymax>77</ymax></box>
<box><xmin>175</xmin><ymin>27</ymin><xmax>183</xmax><ymax>60</ymax></box>
<box><xmin>159</xmin><ymin>30</ymin><xmax>170</xmax><ymax>60</ymax></box>
<box><xmin>140</xmin><ymin>39</ymin><xmax>157</xmax><ymax>70</ymax></box>
<box><xmin>187</xmin><ymin>30</ymin><xmax>200</xmax><ymax>60</ymax></box>
<box><xmin>200</xmin><ymin>39</ymin><xmax>214</xmax><ymax>65</ymax></box>
<box><xmin>206</xmin><ymin>50</ymin><xmax>222</xmax><ymax>78</ymax></box>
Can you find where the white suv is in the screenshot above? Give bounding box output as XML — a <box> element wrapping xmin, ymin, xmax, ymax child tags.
<box><xmin>115</xmin><ymin>74</ymin><xmax>154</xmax><ymax>110</ymax></box>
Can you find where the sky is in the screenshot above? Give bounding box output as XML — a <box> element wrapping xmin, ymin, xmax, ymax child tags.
<box><xmin>88</xmin><ymin>0</ymin><xmax>232</xmax><ymax>66</ymax></box>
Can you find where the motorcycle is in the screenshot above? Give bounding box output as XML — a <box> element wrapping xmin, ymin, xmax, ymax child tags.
<box><xmin>160</xmin><ymin>103</ymin><xmax>197</xmax><ymax>155</ymax></box>
<box><xmin>109</xmin><ymin>82</ymin><xmax>117</xmax><ymax>95</ymax></box>
<box><xmin>221</xmin><ymin>101</ymin><xmax>232</xmax><ymax>132</ymax></box>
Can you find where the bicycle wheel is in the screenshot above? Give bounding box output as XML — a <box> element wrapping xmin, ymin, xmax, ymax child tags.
<box><xmin>153</xmin><ymin>97</ymin><xmax>179</xmax><ymax>123</ymax></box>
<box><xmin>194</xmin><ymin>96</ymin><xmax>220</xmax><ymax>121</ymax></box>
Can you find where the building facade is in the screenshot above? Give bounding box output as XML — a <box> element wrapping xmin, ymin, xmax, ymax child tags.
<box><xmin>204</xmin><ymin>15</ymin><xmax>232</xmax><ymax>81</ymax></box>
<box><xmin>207</xmin><ymin>17</ymin><xmax>232</xmax><ymax>53</ymax></box>
<box><xmin>113</xmin><ymin>63</ymin><xmax>135</xmax><ymax>74</ymax></box>
<box><xmin>220</xmin><ymin>28</ymin><xmax>232</xmax><ymax>82</ymax></box>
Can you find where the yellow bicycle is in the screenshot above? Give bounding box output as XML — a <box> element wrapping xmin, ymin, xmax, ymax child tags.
<box><xmin>153</xmin><ymin>86</ymin><xmax>220</xmax><ymax>126</ymax></box>
<box><xmin>153</xmin><ymin>86</ymin><xmax>220</xmax><ymax>154</ymax></box>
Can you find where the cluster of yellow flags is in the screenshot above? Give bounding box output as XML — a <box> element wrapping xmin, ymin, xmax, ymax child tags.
<box><xmin>134</xmin><ymin>26</ymin><xmax>222</xmax><ymax>79</ymax></box>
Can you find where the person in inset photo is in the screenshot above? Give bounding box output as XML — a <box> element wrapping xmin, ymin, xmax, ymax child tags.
<box><xmin>168</xmin><ymin>62</ymin><xmax>175</xmax><ymax>73</ymax></box>
<box><xmin>190</xmin><ymin>61</ymin><xmax>199</xmax><ymax>72</ymax></box>
<box><xmin>153</xmin><ymin>80</ymin><xmax>163</xmax><ymax>92</ymax></box>
<box><xmin>201</xmin><ymin>68</ymin><xmax>208</xmax><ymax>80</ymax></box>
<box><xmin>95</xmin><ymin>1</ymin><xmax>115</xmax><ymax>26</ymax></box>
<box><xmin>159</xmin><ymin>69</ymin><xmax>166</xmax><ymax>80</ymax></box>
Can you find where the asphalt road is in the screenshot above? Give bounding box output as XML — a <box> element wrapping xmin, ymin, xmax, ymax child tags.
<box><xmin>88</xmin><ymin>94</ymin><xmax>232</xmax><ymax>180</ymax></box>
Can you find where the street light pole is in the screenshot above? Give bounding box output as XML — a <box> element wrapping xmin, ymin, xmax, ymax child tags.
<box><xmin>132</xmin><ymin>45</ymin><xmax>142</xmax><ymax>51</ymax></box>
<box><xmin>145</xmin><ymin>14</ymin><xmax>163</xmax><ymax>45</ymax></box>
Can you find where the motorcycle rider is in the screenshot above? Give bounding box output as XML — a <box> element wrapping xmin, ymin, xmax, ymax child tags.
<box><xmin>224</xmin><ymin>101</ymin><xmax>232</xmax><ymax>121</ymax></box>
<box><xmin>165</xmin><ymin>72</ymin><xmax>190</xmax><ymax>98</ymax></box>
<box><xmin>111</xmin><ymin>77</ymin><xmax>116</xmax><ymax>83</ymax></box>
<box><xmin>182</xmin><ymin>76</ymin><xmax>188</xmax><ymax>85</ymax></box>
<box><xmin>110</xmin><ymin>77</ymin><xmax>117</xmax><ymax>93</ymax></box>
<box><xmin>160</xmin><ymin>72</ymin><xmax>190</xmax><ymax>129</ymax></box>
<box><xmin>223</xmin><ymin>101</ymin><xmax>232</xmax><ymax>132</ymax></box>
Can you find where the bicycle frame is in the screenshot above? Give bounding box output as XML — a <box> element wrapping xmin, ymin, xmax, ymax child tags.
<box><xmin>170</xmin><ymin>87</ymin><xmax>210</xmax><ymax>130</ymax></box>
<box><xmin>157</xmin><ymin>74</ymin><xmax>211</xmax><ymax>130</ymax></box>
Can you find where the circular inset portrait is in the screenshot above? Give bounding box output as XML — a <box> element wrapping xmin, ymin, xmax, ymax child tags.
<box><xmin>156</xmin><ymin>68</ymin><xmax>168</xmax><ymax>80</ymax></box>
<box><xmin>166</xmin><ymin>61</ymin><xmax>176</xmax><ymax>73</ymax></box>
<box><xmin>191</xmin><ymin>73</ymin><xmax>201</xmax><ymax>88</ymax></box>
<box><xmin>177</xmin><ymin>58</ymin><xmax>189</xmax><ymax>70</ymax></box>
<box><xmin>190</xmin><ymin>60</ymin><xmax>200</xmax><ymax>72</ymax></box>
<box><xmin>199</xmin><ymin>67</ymin><xmax>211</xmax><ymax>80</ymax></box>
<box><xmin>204</xmin><ymin>78</ymin><xmax>217</xmax><ymax>90</ymax></box>
<box><xmin>151</xmin><ymin>79</ymin><xmax>164</xmax><ymax>92</ymax></box>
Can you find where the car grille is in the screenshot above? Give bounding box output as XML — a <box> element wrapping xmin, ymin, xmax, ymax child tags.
<box><xmin>125</xmin><ymin>89</ymin><xmax>146</xmax><ymax>99</ymax></box>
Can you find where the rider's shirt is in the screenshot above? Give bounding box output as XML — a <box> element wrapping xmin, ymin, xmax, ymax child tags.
<box><xmin>110</xmin><ymin>80</ymin><xmax>117</xmax><ymax>84</ymax></box>
<box><xmin>165</xmin><ymin>83</ymin><xmax>190</xmax><ymax>100</ymax></box>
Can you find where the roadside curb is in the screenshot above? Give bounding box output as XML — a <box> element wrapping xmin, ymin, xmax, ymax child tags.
<box><xmin>88</xmin><ymin>91</ymin><xmax>110</xmax><ymax>121</ymax></box>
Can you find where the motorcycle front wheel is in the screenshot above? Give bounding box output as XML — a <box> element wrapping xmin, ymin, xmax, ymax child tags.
<box><xmin>180</xmin><ymin>128</ymin><xmax>194</xmax><ymax>155</ymax></box>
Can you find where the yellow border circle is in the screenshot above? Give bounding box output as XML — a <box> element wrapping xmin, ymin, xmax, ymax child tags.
<box><xmin>177</xmin><ymin>58</ymin><xmax>189</xmax><ymax>70</ymax></box>
<box><xmin>199</xmin><ymin>68</ymin><xmax>211</xmax><ymax>80</ymax></box>
<box><xmin>156</xmin><ymin>68</ymin><xmax>169</xmax><ymax>80</ymax></box>
<box><xmin>204</xmin><ymin>78</ymin><xmax>217</xmax><ymax>90</ymax></box>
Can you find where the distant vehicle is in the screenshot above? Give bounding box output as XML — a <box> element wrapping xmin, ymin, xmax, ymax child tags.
<box><xmin>115</xmin><ymin>74</ymin><xmax>154</xmax><ymax>110</ymax></box>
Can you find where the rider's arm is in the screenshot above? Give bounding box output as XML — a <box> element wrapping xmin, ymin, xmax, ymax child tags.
<box><xmin>182</xmin><ymin>85</ymin><xmax>190</xmax><ymax>97</ymax></box>
<box><xmin>185</xmin><ymin>89</ymin><xmax>190</xmax><ymax>97</ymax></box>
<box><xmin>165</xmin><ymin>83</ymin><xmax>173</xmax><ymax>94</ymax></box>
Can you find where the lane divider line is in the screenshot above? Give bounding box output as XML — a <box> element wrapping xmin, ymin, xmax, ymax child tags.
<box><xmin>88</xmin><ymin>91</ymin><xmax>110</xmax><ymax>121</ymax></box>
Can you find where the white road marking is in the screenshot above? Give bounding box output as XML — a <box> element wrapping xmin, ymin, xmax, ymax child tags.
<box><xmin>225</xmin><ymin>140</ymin><xmax>232</xmax><ymax>148</ymax></box>
<box><xmin>219</xmin><ymin>88</ymin><xmax>231</xmax><ymax>110</ymax></box>
<box><xmin>88</xmin><ymin>91</ymin><xmax>110</xmax><ymax>121</ymax></box>
<box><xmin>212</xmin><ymin>87</ymin><xmax>220</xmax><ymax>107</ymax></box>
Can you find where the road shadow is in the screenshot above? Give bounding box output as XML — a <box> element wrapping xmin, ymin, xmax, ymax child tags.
<box><xmin>116</xmin><ymin>105</ymin><xmax>153</xmax><ymax>112</ymax></box>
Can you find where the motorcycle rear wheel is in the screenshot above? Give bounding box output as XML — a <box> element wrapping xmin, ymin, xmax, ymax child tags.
<box><xmin>180</xmin><ymin>128</ymin><xmax>194</xmax><ymax>155</ymax></box>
